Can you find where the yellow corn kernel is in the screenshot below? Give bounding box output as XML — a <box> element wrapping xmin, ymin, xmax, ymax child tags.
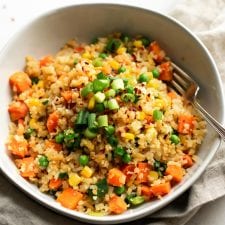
<box><xmin>146</xmin><ymin>127</ymin><xmax>157</xmax><ymax>139</ymax></box>
<box><xmin>110</xmin><ymin>60</ymin><xmax>120</xmax><ymax>70</ymax></box>
<box><xmin>29</xmin><ymin>118</ymin><xmax>38</xmax><ymax>129</ymax></box>
<box><xmin>26</xmin><ymin>98</ymin><xmax>42</xmax><ymax>107</ymax></box>
<box><xmin>133</xmin><ymin>40</ymin><xmax>143</xmax><ymax>48</ymax></box>
<box><xmin>82</xmin><ymin>52</ymin><xmax>92</xmax><ymax>59</ymax></box>
<box><xmin>68</xmin><ymin>173</ymin><xmax>82</xmax><ymax>187</ymax></box>
<box><xmin>146</xmin><ymin>72</ymin><xmax>153</xmax><ymax>80</ymax></box>
<box><xmin>154</xmin><ymin>99</ymin><xmax>165</xmax><ymax>109</ymax></box>
<box><xmin>122</xmin><ymin>132</ymin><xmax>135</xmax><ymax>140</ymax></box>
<box><xmin>37</xmin><ymin>80</ymin><xmax>44</xmax><ymax>88</ymax></box>
<box><xmin>80</xmin><ymin>139</ymin><xmax>95</xmax><ymax>151</ymax></box>
<box><xmin>88</xmin><ymin>96</ymin><xmax>96</xmax><ymax>110</ymax></box>
<box><xmin>147</xmin><ymin>79</ymin><xmax>160</xmax><ymax>89</ymax></box>
<box><xmin>116</xmin><ymin>47</ymin><xmax>127</xmax><ymax>55</ymax></box>
<box><xmin>137</xmin><ymin>111</ymin><xmax>146</xmax><ymax>121</ymax></box>
<box><xmin>149</xmin><ymin>171</ymin><xmax>159</xmax><ymax>181</ymax></box>
<box><xmin>81</xmin><ymin>166</ymin><xmax>94</xmax><ymax>178</ymax></box>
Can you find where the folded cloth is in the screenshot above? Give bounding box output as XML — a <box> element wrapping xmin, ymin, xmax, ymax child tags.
<box><xmin>1</xmin><ymin>0</ymin><xmax>225</xmax><ymax>225</ymax></box>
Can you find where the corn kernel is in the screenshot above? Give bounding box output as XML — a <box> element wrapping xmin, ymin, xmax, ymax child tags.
<box><xmin>116</xmin><ymin>47</ymin><xmax>127</xmax><ymax>55</ymax></box>
<box><xmin>137</xmin><ymin>111</ymin><xmax>146</xmax><ymax>121</ymax></box>
<box><xmin>147</xmin><ymin>79</ymin><xmax>160</xmax><ymax>89</ymax></box>
<box><xmin>146</xmin><ymin>127</ymin><xmax>157</xmax><ymax>140</ymax></box>
<box><xmin>88</xmin><ymin>96</ymin><xmax>96</xmax><ymax>110</ymax></box>
<box><xmin>27</xmin><ymin>98</ymin><xmax>42</xmax><ymax>107</ymax></box>
<box><xmin>29</xmin><ymin>118</ymin><xmax>38</xmax><ymax>129</ymax></box>
<box><xmin>149</xmin><ymin>171</ymin><xmax>159</xmax><ymax>181</ymax></box>
<box><xmin>110</xmin><ymin>60</ymin><xmax>120</xmax><ymax>70</ymax></box>
<box><xmin>154</xmin><ymin>99</ymin><xmax>165</xmax><ymax>109</ymax></box>
<box><xmin>80</xmin><ymin>139</ymin><xmax>95</xmax><ymax>151</ymax></box>
<box><xmin>81</xmin><ymin>166</ymin><xmax>94</xmax><ymax>178</ymax></box>
<box><xmin>37</xmin><ymin>80</ymin><xmax>44</xmax><ymax>88</ymax></box>
<box><xmin>133</xmin><ymin>40</ymin><xmax>143</xmax><ymax>48</ymax></box>
<box><xmin>122</xmin><ymin>132</ymin><xmax>135</xmax><ymax>140</ymax></box>
<box><xmin>68</xmin><ymin>173</ymin><xmax>82</xmax><ymax>187</ymax></box>
<box><xmin>82</xmin><ymin>52</ymin><xmax>92</xmax><ymax>59</ymax></box>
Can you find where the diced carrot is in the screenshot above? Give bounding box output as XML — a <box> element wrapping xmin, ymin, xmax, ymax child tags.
<box><xmin>19</xmin><ymin>157</ymin><xmax>37</xmax><ymax>178</ymax></box>
<box><xmin>49</xmin><ymin>178</ymin><xmax>62</xmax><ymax>190</ymax></box>
<box><xmin>177</xmin><ymin>115</ymin><xmax>195</xmax><ymax>134</ymax></box>
<box><xmin>46</xmin><ymin>112</ymin><xmax>59</xmax><ymax>133</ymax></box>
<box><xmin>57</xmin><ymin>188</ymin><xmax>83</xmax><ymax>209</ymax></box>
<box><xmin>165</xmin><ymin>165</ymin><xmax>183</xmax><ymax>183</ymax></box>
<box><xmin>150</xmin><ymin>182</ymin><xmax>171</xmax><ymax>196</ymax></box>
<box><xmin>61</xmin><ymin>90</ymin><xmax>73</xmax><ymax>103</ymax></box>
<box><xmin>167</xmin><ymin>91</ymin><xmax>177</xmax><ymax>99</ymax></box>
<box><xmin>74</xmin><ymin>46</ymin><xmax>84</xmax><ymax>53</ymax></box>
<box><xmin>149</xmin><ymin>41</ymin><xmax>165</xmax><ymax>63</ymax></box>
<box><xmin>40</xmin><ymin>55</ymin><xmax>53</xmax><ymax>67</ymax></box>
<box><xmin>136</xmin><ymin>162</ymin><xmax>150</xmax><ymax>184</ymax></box>
<box><xmin>7</xmin><ymin>135</ymin><xmax>28</xmax><ymax>158</ymax></box>
<box><xmin>107</xmin><ymin>168</ymin><xmax>126</xmax><ymax>187</ymax></box>
<box><xmin>8</xmin><ymin>101</ymin><xmax>29</xmax><ymax>121</ymax></box>
<box><xmin>159</xmin><ymin>62</ymin><xmax>173</xmax><ymax>81</ymax></box>
<box><xmin>183</xmin><ymin>154</ymin><xmax>193</xmax><ymax>168</ymax></box>
<box><xmin>108</xmin><ymin>195</ymin><xmax>127</xmax><ymax>214</ymax></box>
<box><xmin>141</xmin><ymin>185</ymin><xmax>153</xmax><ymax>198</ymax></box>
<box><xmin>9</xmin><ymin>72</ymin><xmax>32</xmax><ymax>93</ymax></box>
<box><xmin>45</xmin><ymin>140</ymin><xmax>62</xmax><ymax>152</ymax></box>
<box><xmin>121</xmin><ymin>164</ymin><xmax>135</xmax><ymax>182</ymax></box>
<box><xmin>146</xmin><ymin>115</ymin><xmax>153</xmax><ymax>124</ymax></box>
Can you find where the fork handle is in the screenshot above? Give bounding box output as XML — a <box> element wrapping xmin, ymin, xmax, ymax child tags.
<box><xmin>194</xmin><ymin>101</ymin><xmax>225</xmax><ymax>141</ymax></box>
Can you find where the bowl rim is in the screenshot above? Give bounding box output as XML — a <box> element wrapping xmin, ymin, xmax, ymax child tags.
<box><xmin>0</xmin><ymin>2</ymin><xmax>224</xmax><ymax>224</ymax></box>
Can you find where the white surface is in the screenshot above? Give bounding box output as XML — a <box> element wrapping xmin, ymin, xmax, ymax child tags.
<box><xmin>0</xmin><ymin>1</ymin><xmax>225</xmax><ymax>225</ymax></box>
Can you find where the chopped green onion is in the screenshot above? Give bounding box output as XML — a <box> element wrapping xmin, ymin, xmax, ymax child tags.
<box><xmin>121</xmin><ymin>34</ymin><xmax>131</xmax><ymax>43</ymax></box>
<box><xmin>97</xmin><ymin>115</ymin><xmax>108</xmax><ymax>127</ymax></box>
<box><xmin>105</xmin><ymin>125</ymin><xmax>115</xmax><ymax>135</ymax></box>
<box><xmin>153</xmin><ymin>109</ymin><xmax>163</xmax><ymax>121</ymax></box>
<box><xmin>129</xmin><ymin>196</ymin><xmax>145</xmax><ymax>205</ymax></box>
<box><xmin>94</xmin><ymin>103</ymin><xmax>105</xmax><ymax>113</ymax></box>
<box><xmin>123</xmin><ymin>78</ymin><xmax>129</xmax><ymax>87</ymax></box>
<box><xmin>94</xmin><ymin>92</ymin><xmax>106</xmax><ymax>103</ymax></box>
<box><xmin>75</xmin><ymin>110</ymin><xmax>89</xmax><ymax>126</ymax></box>
<box><xmin>111</xmin><ymin>78</ymin><xmax>125</xmax><ymax>90</ymax></box>
<box><xmin>84</xmin><ymin>128</ymin><xmax>98</xmax><ymax>139</ymax></box>
<box><xmin>24</xmin><ymin>128</ymin><xmax>34</xmax><ymax>139</ymax></box>
<box><xmin>79</xmin><ymin>155</ymin><xmax>89</xmax><ymax>166</ymax></box>
<box><xmin>141</xmin><ymin>37</ymin><xmax>150</xmax><ymax>47</ymax></box>
<box><xmin>107</xmin><ymin>99</ymin><xmax>119</xmax><ymax>110</ymax></box>
<box><xmin>114</xmin><ymin>146</ymin><xmax>125</xmax><ymax>156</ymax></box>
<box><xmin>38</xmin><ymin>155</ymin><xmax>49</xmax><ymax>168</ymax></box>
<box><xmin>96</xmin><ymin>72</ymin><xmax>108</xmax><ymax>80</ymax></box>
<box><xmin>88</xmin><ymin>113</ymin><xmax>98</xmax><ymax>131</ymax></box>
<box><xmin>118</xmin><ymin>66</ymin><xmax>126</xmax><ymax>74</ymax></box>
<box><xmin>126</xmin><ymin>86</ymin><xmax>134</xmax><ymax>94</ymax></box>
<box><xmin>170</xmin><ymin>134</ymin><xmax>180</xmax><ymax>145</ymax></box>
<box><xmin>96</xmin><ymin>178</ymin><xmax>109</xmax><ymax>197</ymax></box>
<box><xmin>42</xmin><ymin>99</ymin><xmax>49</xmax><ymax>105</ymax></box>
<box><xmin>121</xmin><ymin>93</ymin><xmax>135</xmax><ymax>103</ymax></box>
<box><xmin>138</xmin><ymin>73</ymin><xmax>150</xmax><ymax>83</ymax></box>
<box><xmin>105</xmin><ymin>38</ymin><xmax>121</xmax><ymax>53</ymax></box>
<box><xmin>153</xmin><ymin>160</ymin><xmax>167</xmax><ymax>177</ymax></box>
<box><xmin>64</xmin><ymin>128</ymin><xmax>76</xmax><ymax>141</ymax></box>
<box><xmin>92</xmin><ymin>58</ymin><xmax>103</xmax><ymax>67</ymax></box>
<box><xmin>122</xmin><ymin>153</ymin><xmax>131</xmax><ymax>163</ymax></box>
<box><xmin>55</xmin><ymin>132</ymin><xmax>64</xmax><ymax>144</ymax></box>
<box><xmin>99</xmin><ymin>53</ymin><xmax>108</xmax><ymax>59</ymax></box>
<box><xmin>114</xmin><ymin>186</ymin><xmax>126</xmax><ymax>195</ymax></box>
<box><xmin>105</xmin><ymin>89</ymin><xmax>116</xmax><ymax>99</ymax></box>
<box><xmin>91</xmin><ymin>37</ymin><xmax>98</xmax><ymax>44</ymax></box>
<box><xmin>81</xmin><ymin>83</ymin><xmax>93</xmax><ymax>97</ymax></box>
<box><xmin>152</xmin><ymin>68</ymin><xmax>160</xmax><ymax>78</ymax></box>
<box><xmin>74</xmin><ymin>58</ymin><xmax>79</xmax><ymax>65</ymax></box>
<box><xmin>107</xmin><ymin>135</ymin><xmax>118</xmax><ymax>147</ymax></box>
<box><xmin>93</xmin><ymin>79</ymin><xmax>110</xmax><ymax>92</ymax></box>
<box><xmin>31</xmin><ymin>77</ymin><xmax>39</xmax><ymax>85</ymax></box>
<box><xmin>58</xmin><ymin>172</ymin><xmax>68</xmax><ymax>179</ymax></box>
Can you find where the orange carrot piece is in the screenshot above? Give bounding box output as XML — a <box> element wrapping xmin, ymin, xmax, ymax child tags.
<box><xmin>107</xmin><ymin>168</ymin><xmax>126</xmax><ymax>187</ymax></box>
<box><xmin>7</xmin><ymin>135</ymin><xmax>28</xmax><ymax>158</ymax></box>
<box><xmin>61</xmin><ymin>91</ymin><xmax>73</xmax><ymax>103</ymax></box>
<box><xmin>49</xmin><ymin>178</ymin><xmax>62</xmax><ymax>190</ymax></box>
<box><xmin>183</xmin><ymin>154</ymin><xmax>193</xmax><ymax>168</ymax></box>
<box><xmin>177</xmin><ymin>115</ymin><xmax>195</xmax><ymax>134</ymax></box>
<box><xmin>45</xmin><ymin>140</ymin><xmax>62</xmax><ymax>152</ymax></box>
<box><xmin>159</xmin><ymin>62</ymin><xmax>173</xmax><ymax>81</ymax></box>
<box><xmin>141</xmin><ymin>185</ymin><xmax>153</xmax><ymax>198</ymax></box>
<box><xmin>8</xmin><ymin>101</ymin><xmax>29</xmax><ymax>121</ymax></box>
<box><xmin>9</xmin><ymin>72</ymin><xmax>31</xmax><ymax>93</ymax></box>
<box><xmin>19</xmin><ymin>157</ymin><xmax>36</xmax><ymax>178</ymax></box>
<box><xmin>149</xmin><ymin>41</ymin><xmax>165</xmax><ymax>63</ymax></box>
<box><xmin>167</xmin><ymin>91</ymin><xmax>177</xmax><ymax>99</ymax></box>
<box><xmin>136</xmin><ymin>162</ymin><xmax>150</xmax><ymax>184</ymax></box>
<box><xmin>146</xmin><ymin>115</ymin><xmax>153</xmax><ymax>124</ymax></box>
<box><xmin>108</xmin><ymin>195</ymin><xmax>127</xmax><ymax>214</ymax></box>
<box><xmin>57</xmin><ymin>188</ymin><xmax>83</xmax><ymax>209</ymax></box>
<box><xmin>165</xmin><ymin>165</ymin><xmax>183</xmax><ymax>183</ymax></box>
<box><xmin>121</xmin><ymin>164</ymin><xmax>135</xmax><ymax>182</ymax></box>
<box><xmin>150</xmin><ymin>182</ymin><xmax>171</xmax><ymax>196</ymax></box>
<box><xmin>74</xmin><ymin>46</ymin><xmax>84</xmax><ymax>53</ymax></box>
<box><xmin>40</xmin><ymin>55</ymin><xmax>53</xmax><ymax>67</ymax></box>
<box><xmin>46</xmin><ymin>112</ymin><xmax>59</xmax><ymax>133</ymax></box>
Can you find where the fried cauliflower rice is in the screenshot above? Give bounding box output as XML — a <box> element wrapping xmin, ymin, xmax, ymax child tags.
<box><xmin>7</xmin><ymin>33</ymin><xmax>206</xmax><ymax>215</ymax></box>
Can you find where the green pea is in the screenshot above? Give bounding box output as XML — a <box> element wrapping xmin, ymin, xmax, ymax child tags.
<box><xmin>153</xmin><ymin>109</ymin><xmax>163</xmax><ymax>121</ymax></box>
<box><xmin>122</xmin><ymin>153</ymin><xmax>131</xmax><ymax>163</ymax></box>
<box><xmin>114</xmin><ymin>186</ymin><xmax>126</xmax><ymax>195</ymax></box>
<box><xmin>170</xmin><ymin>134</ymin><xmax>180</xmax><ymax>145</ymax></box>
<box><xmin>118</xmin><ymin>66</ymin><xmax>126</xmax><ymax>73</ymax></box>
<box><xmin>64</xmin><ymin>129</ymin><xmax>75</xmax><ymax>141</ymax></box>
<box><xmin>105</xmin><ymin>125</ymin><xmax>115</xmax><ymax>136</ymax></box>
<box><xmin>129</xmin><ymin>196</ymin><xmax>145</xmax><ymax>205</ymax></box>
<box><xmin>114</xmin><ymin>146</ymin><xmax>125</xmax><ymax>156</ymax></box>
<box><xmin>152</xmin><ymin>68</ymin><xmax>160</xmax><ymax>78</ymax></box>
<box><xmin>92</xmin><ymin>58</ymin><xmax>103</xmax><ymax>67</ymax></box>
<box><xmin>138</xmin><ymin>73</ymin><xmax>150</xmax><ymax>83</ymax></box>
<box><xmin>38</xmin><ymin>155</ymin><xmax>49</xmax><ymax>168</ymax></box>
<box><xmin>99</xmin><ymin>53</ymin><xmax>108</xmax><ymax>59</ymax></box>
<box><xmin>24</xmin><ymin>128</ymin><xmax>34</xmax><ymax>139</ymax></box>
<box><xmin>126</xmin><ymin>86</ymin><xmax>134</xmax><ymax>94</ymax></box>
<box><xmin>79</xmin><ymin>155</ymin><xmax>89</xmax><ymax>166</ymax></box>
<box><xmin>55</xmin><ymin>132</ymin><xmax>64</xmax><ymax>144</ymax></box>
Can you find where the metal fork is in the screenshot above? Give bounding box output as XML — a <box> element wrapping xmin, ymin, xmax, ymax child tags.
<box><xmin>170</xmin><ymin>62</ymin><xmax>225</xmax><ymax>141</ymax></box>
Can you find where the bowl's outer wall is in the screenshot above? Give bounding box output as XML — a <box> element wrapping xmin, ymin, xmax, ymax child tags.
<box><xmin>0</xmin><ymin>4</ymin><xmax>224</xmax><ymax>224</ymax></box>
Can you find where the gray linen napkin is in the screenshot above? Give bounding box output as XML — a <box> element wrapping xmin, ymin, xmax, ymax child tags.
<box><xmin>1</xmin><ymin>0</ymin><xmax>225</xmax><ymax>224</ymax></box>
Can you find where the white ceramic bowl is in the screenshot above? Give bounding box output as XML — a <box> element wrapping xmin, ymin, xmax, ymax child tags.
<box><xmin>0</xmin><ymin>3</ymin><xmax>224</xmax><ymax>224</ymax></box>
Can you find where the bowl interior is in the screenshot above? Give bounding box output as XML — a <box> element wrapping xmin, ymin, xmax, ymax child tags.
<box><xmin>0</xmin><ymin>4</ymin><xmax>224</xmax><ymax>224</ymax></box>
